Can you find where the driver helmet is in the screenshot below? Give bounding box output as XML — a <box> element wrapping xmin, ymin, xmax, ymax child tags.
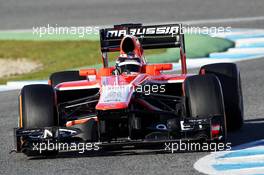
<box><xmin>116</xmin><ymin>52</ymin><xmax>142</xmax><ymax>74</ymax></box>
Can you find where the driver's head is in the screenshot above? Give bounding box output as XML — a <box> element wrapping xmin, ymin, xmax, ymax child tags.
<box><xmin>116</xmin><ymin>52</ymin><xmax>142</xmax><ymax>74</ymax></box>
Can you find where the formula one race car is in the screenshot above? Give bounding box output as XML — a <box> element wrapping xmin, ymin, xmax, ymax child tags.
<box><xmin>14</xmin><ymin>23</ymin><xmax>244</xmax><ymax>156</ymax></box>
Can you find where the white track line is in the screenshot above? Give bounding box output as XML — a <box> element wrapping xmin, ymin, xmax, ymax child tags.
<box><xmin>194</xmin><ymin>145</ymin><xmax>264</xmax><ymax>175</ymax></box>
<box><xmin>228</xmin><ymin>48</ymin><xmax>264</xmax><ymax>54</ymax></box>
<box><xmin>236</xmin><ymin>37</ymin><xmax>264</xmax><ymax>44</ymax></box>
<box><xmin>216</xmin><ymin>155</ymin><xmax>264</xmax><ymax>164</ymax></box>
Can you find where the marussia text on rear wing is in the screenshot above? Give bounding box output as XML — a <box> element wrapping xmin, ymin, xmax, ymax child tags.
<box><xmin>99</xmin><ymin>23</ymin><xmax>187</xmax><ymax>73</ymax></box>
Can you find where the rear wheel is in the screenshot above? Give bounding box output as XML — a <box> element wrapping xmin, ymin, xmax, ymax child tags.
<box><xmin>184</xmin><ymin>74</ymin><xmax>226</xmax><ymax>141</ymax></box>
<box><xmin>19</xmin><ymin>84</ymin><xmax>57</xmax><ymax>156</ymax></box>
<box><xmin>49</xmin><ymin>71</ymin><xmax>86</xmax><ymax>88</ymax></box>
<box><xmin>200</xmin><ymin>63</ymin><xmax>244</xmax><ymax>131</ymax></box>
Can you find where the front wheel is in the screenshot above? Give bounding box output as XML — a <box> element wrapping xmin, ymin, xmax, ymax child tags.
<box><xmin>200</xmin><ymin>63</ymin><xmax>244</xmax><ymax>131</ymax></box>
<box><xmin>19</xmin><ymin>84</ymin><xmax>58</xmax><ymax>156</ymax></box>
<box><xmin>20</xmin><ymin>84</ymin><xmax>57</xmax><ymax>128</ymax></box>
<box><xmin>184</xmin><ymin>74</ymin><xmax>227</xmax><ymax>142</ymax></box>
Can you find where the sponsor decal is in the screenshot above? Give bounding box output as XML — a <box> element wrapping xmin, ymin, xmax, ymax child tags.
<box><xmin>106</xmin><ymin>26</ymin><xmax>180</xmax><ymax>38</ymax></box>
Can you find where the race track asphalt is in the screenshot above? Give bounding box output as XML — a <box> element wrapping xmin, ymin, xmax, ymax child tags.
<box><xmin>1</xmin><ymin>58</ymin><xmax>264</xmax><ymax>175</ymax></box>
<box><xmin>0</xmin><ymin>0</ymin><xmax>264</xmax><ymax>29</ymax></box>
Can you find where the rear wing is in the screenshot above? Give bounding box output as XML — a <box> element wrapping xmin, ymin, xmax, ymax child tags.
<box><xmin>99</xmin><ymin>23</ymin><xmax>187</xmax><ymax>74</ymax></box>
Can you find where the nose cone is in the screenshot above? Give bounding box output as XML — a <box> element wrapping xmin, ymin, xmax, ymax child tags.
<box><xmin>96</xmin><ymin>76</ymin><xmax>135</xmax><ymax>110</ymax></box>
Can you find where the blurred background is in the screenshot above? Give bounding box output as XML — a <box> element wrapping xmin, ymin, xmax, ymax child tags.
<box><xmin>0</xmin><ymin>0</ymin><xmax>264</xmax><ymax>29</ymax></box>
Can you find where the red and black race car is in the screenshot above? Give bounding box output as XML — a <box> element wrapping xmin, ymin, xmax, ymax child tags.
<box><xmin>14</xmin><ymin>23</ymin><xmax>243</xmax><ymax>156</ymax></box>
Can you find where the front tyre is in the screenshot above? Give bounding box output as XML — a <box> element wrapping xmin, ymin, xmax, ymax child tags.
<box><xmin>200</xmin><ymin>63</ymin><xmax>244</xmax><ymax>131</ymax></box>
<box><xmin>20</xmin><ymin>84</ymin><xmax>57</xmax><ymax>128</ymax></box>
<box><xmin>184</xmin><ymin>74</ymin><xmax>227</xmax><ymax>142</ymax></box>
<box><xmin>19</xmin><ymin>84</ymin><xmax>58</xmax><ymax>156</ymax></box>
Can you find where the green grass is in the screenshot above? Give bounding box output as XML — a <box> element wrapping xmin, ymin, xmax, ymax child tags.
<box><xmin>0</xmin><ymin>40</ymin><xmax>98</xmax><ymax>84</ymax></box>
<box><xmin>0</xmin><ymin>34</ymin><xmax>234</xmax><ymax>84</ymax></box>
<box><xmin>0</xmin><ymin>40</ymin><xmax>164</xmax><ymax>83</ymax></box>
<box><xmin>0</xmin><ymin>31</ymin><xmax>100</xmax><ymax>41</ymax></box>
<box><xmin>147</xmin><ymin>34</ymin><xmax>234</xmax><ymax>63</ymax></box>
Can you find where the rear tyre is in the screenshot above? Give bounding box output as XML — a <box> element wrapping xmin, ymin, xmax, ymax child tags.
<box><xmin>19</xmin><ymin>84</ymin><xmax>57</xmax><ymax>156</ymax></box>
<box><xmin>49</xmin><ymin>71</ymin><xmax>86</xmax><ymax>88</ymax></box>
<box><xmin>184</xmin><ymin>75</ymin><xmax>226</xmax><ymax>141</ymax></box>
<box><xmin>200</xmin><ymin>63</ymin><xmax>244</xmax><ymax>131</ymax></box>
